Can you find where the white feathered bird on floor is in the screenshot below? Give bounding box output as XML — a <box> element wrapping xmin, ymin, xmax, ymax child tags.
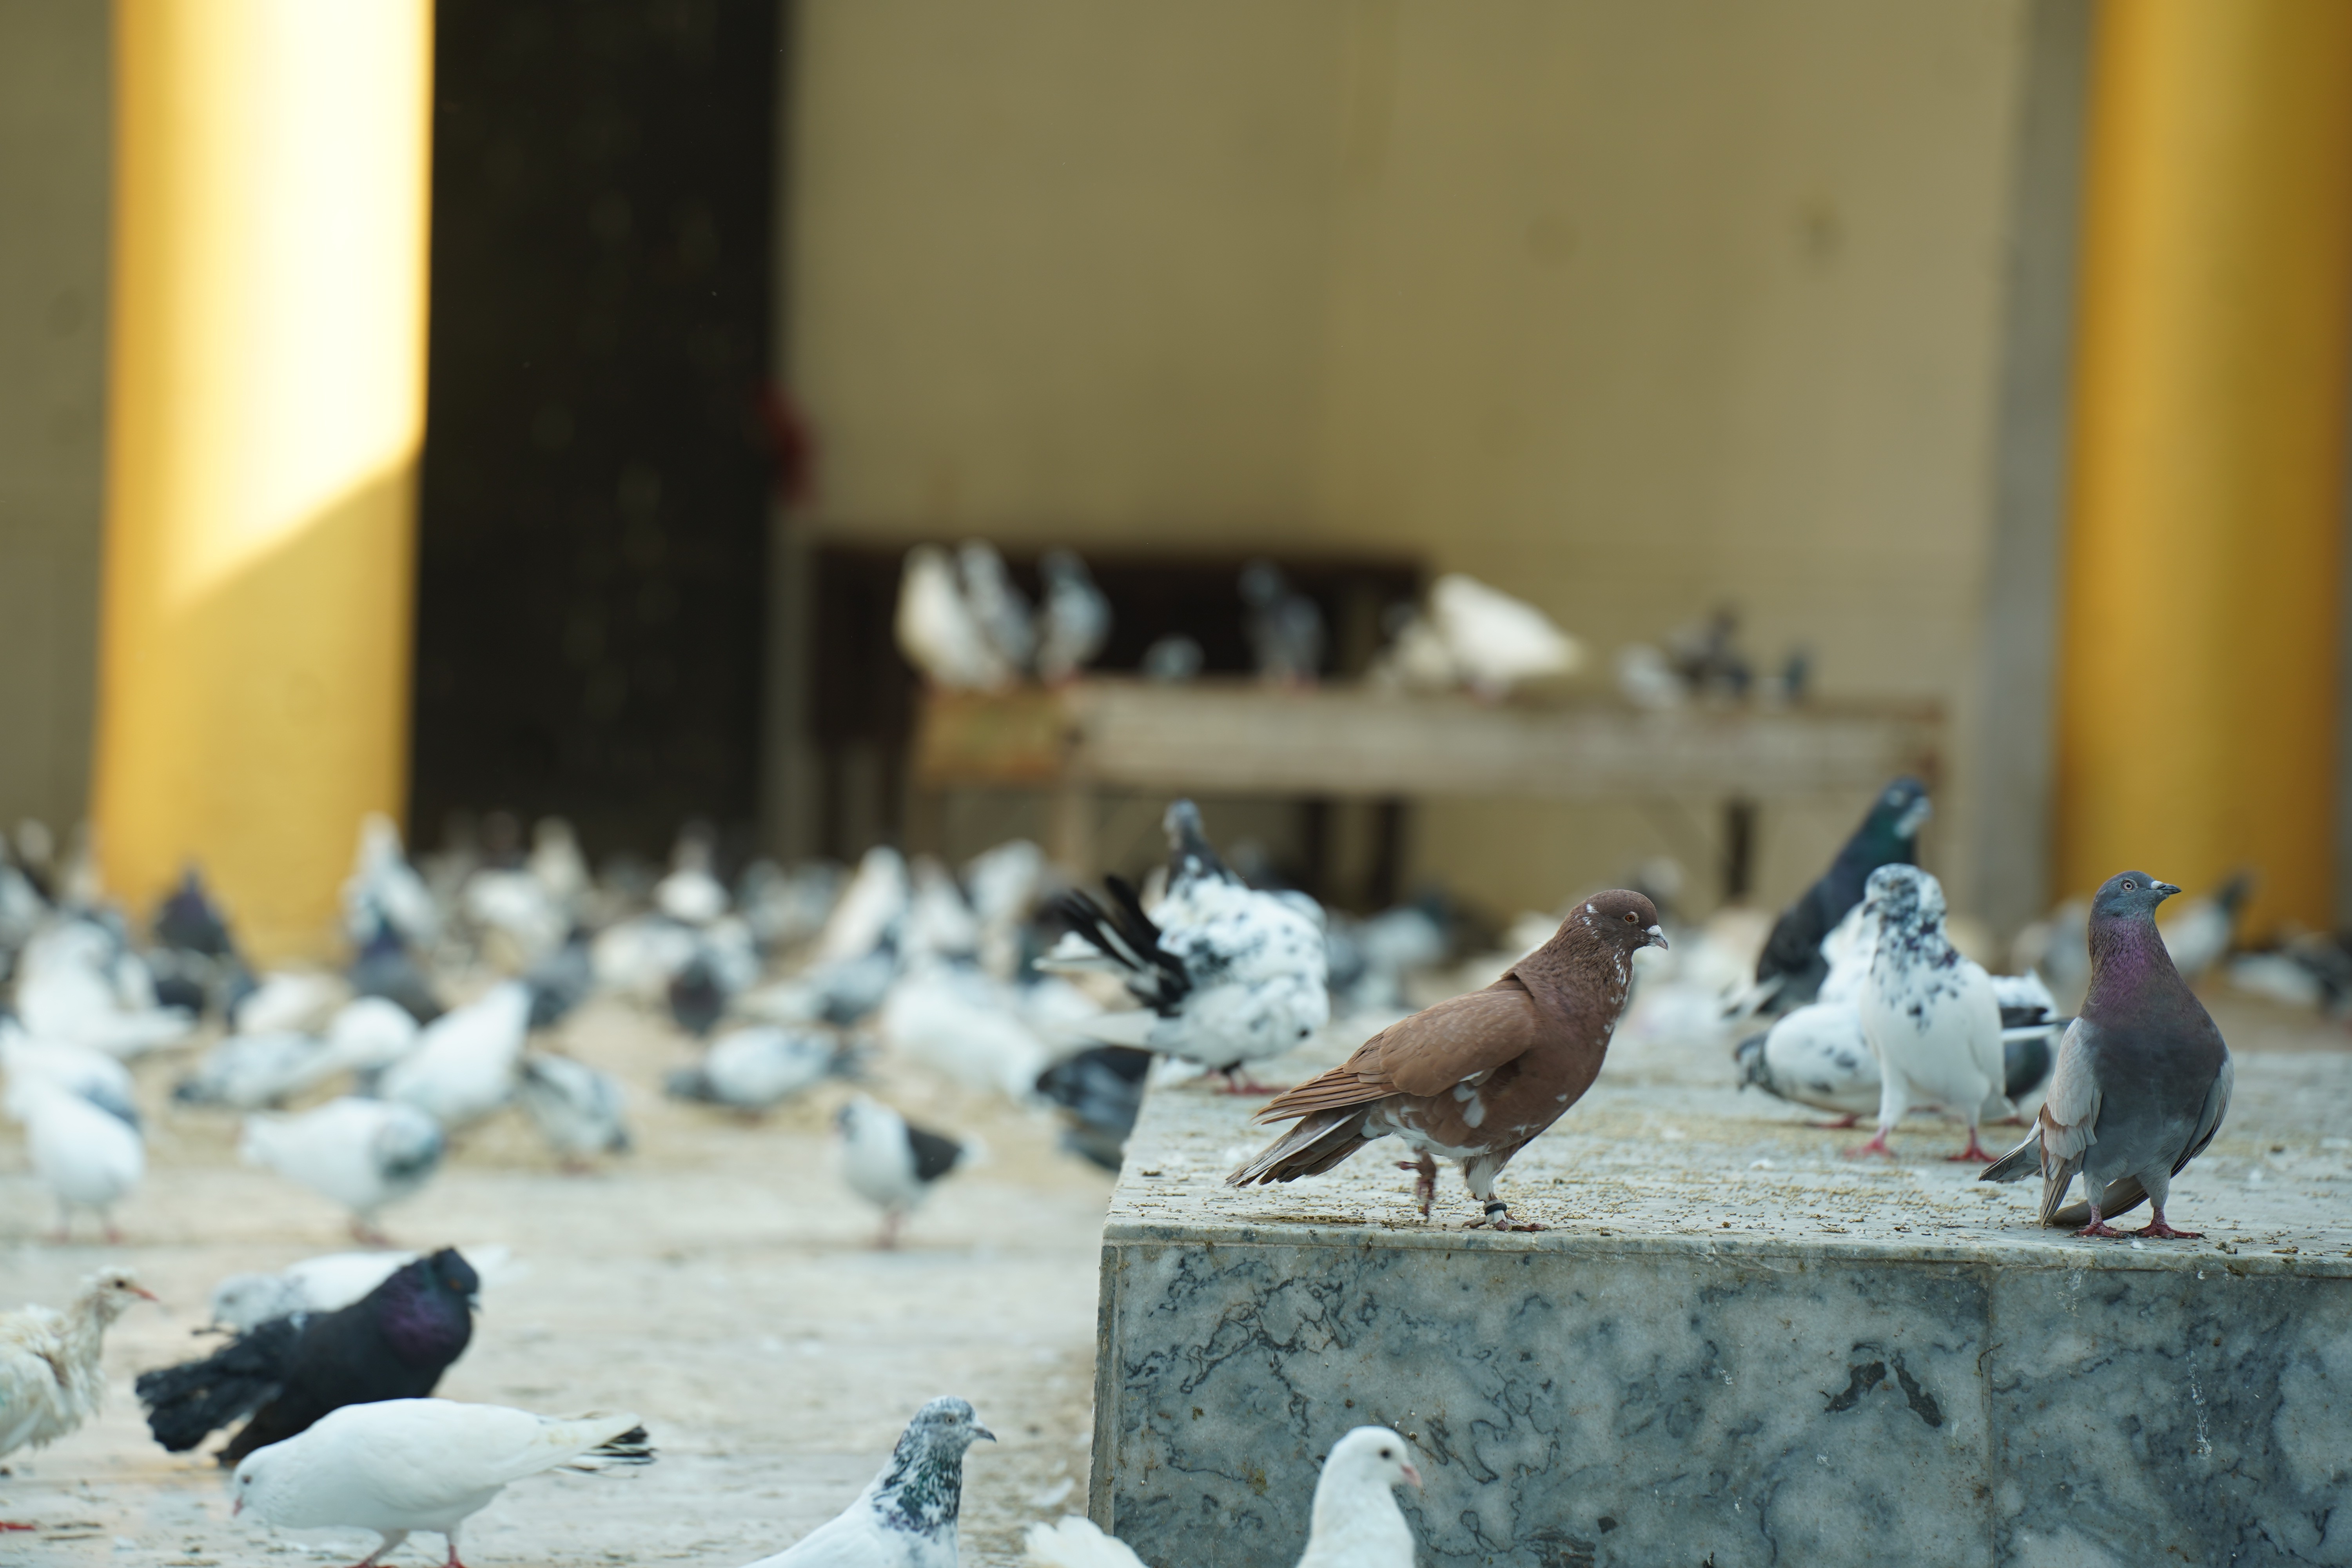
<box><xmin>1039</xmin><ymin>800</ymin><xmax>1327</xmax><ymax>1091</ymax></box>
<box><xmin>9</xmin><ymin>1074</ymin><xmax>145</xmax><ymax>1241</ymax></box>
<box><xmin>836</xmin><ymin>1096</ymin><xmax>976</xmax><ymax>1249</ymax></box>
<box><xmin>240</xmin><ymin>1096</ymin><xmax>446</xmax><ymax>1244</ymax></box>
<box><xmin>229</xmin><ymin>1399</ymin><xmax>651</xmax><ymax>1568</ymax></box>
<box><xmin>1022</xmin><ymin>1426</ymin><xmax>1421</xmax><ymax>1568</ymax></box>
<box><xmin>381</xmin><ymin>981</ymin><xmax>532</xmax><ymax>1128</ymax></box>
<box><xmin>2</xmin><ymin>1269</ymin><xmax>157</xmax><ymax>1512</ymax></box>
<box><xmin>740</xmin><ymin>1397</ymin><xmax>992</xmax><ymax>1568</ymax></box>
<box><xmin>1852</xmin><ymin>865</ymin><xmax>2009</xmax><ymax>1163</ymax></box>
<box><xmin>878</xmin><ymin>963</ymin><xmax>1051</xmax><ymax>1102</ymax></box>
<box><xmin>13</xmin><ymin>918</ymin><xmax>194</xmax><ymax>1058</ymax></box>
<box><xmin>1</xmin><ymin>1026</ymin><xmax>138</xmax><ymax>1129</ymax></box>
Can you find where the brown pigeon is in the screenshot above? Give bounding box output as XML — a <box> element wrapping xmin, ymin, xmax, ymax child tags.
<box><xmin>1227</xmin><ymin>890</ymin><xmax>1665</xmax><ymax>1230</ymax></box>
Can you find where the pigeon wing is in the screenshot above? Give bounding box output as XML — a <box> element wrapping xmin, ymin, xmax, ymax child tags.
<box><xmin>1253</xmin><ymin>982</ymin><xmax>1541</xmax><ymax>1123</ymax></box>
<box><xmin>904</xmin><ymin>1123</ymin><xmax>966</xmax><ymax>1184</ymax></box>
<box><xmin>2033</xmin><ymin>1018</ymin><xmax>2102</xmax><ymax>1225</ymax></box>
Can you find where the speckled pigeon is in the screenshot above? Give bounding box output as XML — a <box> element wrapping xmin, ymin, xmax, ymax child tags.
<box><xmin>1981</xmin><ymin>871</ymin><xmax>2233</xmax><ymax>1239</ymax></box>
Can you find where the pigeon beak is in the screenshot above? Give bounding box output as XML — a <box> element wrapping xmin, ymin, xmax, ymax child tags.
<box><xmin>972</xmin><ymin>1425</ymin><xmax>998</xmax><ymax>1443</ymax></box>
<box><xmin>130</xmin><ymin>1284</ymin><xmax>161</xmax><ymax>1303</ymax></box>
<box><xmin>1400</xmin><ymin>1462</ymin><xmax>1423</xmax><ymax>1490</ymax></box>
<box><xmin>2153</xmin><ymin>881</ymin><xmax>2181</xmax><ymax>898</ymax></box>
<box><xmin>1644</xmin><ymin>926</ymin><xmax>1668</xmax><ymax>950</ymax></box>
<box><xmin>231</xmin><ymin>1497</ymin><xmax>242</xmax><ymax>1517</ymax></box>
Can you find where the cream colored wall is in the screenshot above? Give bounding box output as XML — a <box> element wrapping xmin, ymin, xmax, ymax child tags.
<box><xmin>0</xmin><ymin>0</ymin><xmax>111</xmax><ymax>836</ymax></box>
<box><xmin>788</xmin><ymin>0</ymin><xmax>2042</xmax><ymax>920</ymax></box>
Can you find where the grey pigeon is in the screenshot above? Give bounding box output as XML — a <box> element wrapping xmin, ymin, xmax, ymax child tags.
<box><xmin>1982</xmin><ymin>871</ymin><xmax>2233</xmax><ymax>1239</ymax></box>
<box><xmin>1035</xmin><ymin>548</ymin><xmax>1109</xmax><ymax>683</ymax></box>
<box><xmin>1239</xmin><ymin>561</ymin><xmax>1324</xmax><ymax>685</ymax></box>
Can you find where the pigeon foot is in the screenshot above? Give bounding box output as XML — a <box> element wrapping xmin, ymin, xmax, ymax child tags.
<box><xmin>349</xmin><ymin>1219</ymin><xmax>395</xmax><ymax>1249</ymax></box>
<box><xmin>2073</xmin><ymin>1219</ymin><xmax>2128</xmax><ymax>1239</ymax></box>
<box><xmin>1</xmin><ymin>1522</ymin><xmax>38</xmax><ymax>1532</ymax></box>
<box><xmin>1469</xmin><ymin>1200</ymin><xmax>1544</xmax><ymax>1231</ymax></box>
<box><xmin>1809</xmin><ymin>1113</ymin><xmax>1861</xmax><ymax>1129</ymax></box>
<box><xmin>1397</xmin><ymin>1155</ymin><xmax>1438</xmax><ymax>1219</ymax></box>
<box><xmin>1218</xmin><ymin>1071</ymin><xmax>1278</xmax><ymax>1096</ymax></box>
<box><xmin>2132</xmin><ymin>1211</ymin><xmax>2202</xmax><ymax>1240</ymax></box>
<box><xmin>1844</xmin><ymin>1132</ymin><xmax>1896</xmax><ymax>1159</ymax></box>
<box><xmin>1945</xmin><ymin>1135</ymin><xmax>1998</xmax><ymax>1164</ymax></box>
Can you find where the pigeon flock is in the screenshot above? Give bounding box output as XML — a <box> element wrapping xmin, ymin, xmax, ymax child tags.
<box><xmin>0</xmin><ymin>738</ymin><xmax>2319</xmax><ymax>1563</ymax></box>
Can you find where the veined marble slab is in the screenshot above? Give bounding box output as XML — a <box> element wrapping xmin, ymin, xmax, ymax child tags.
<box><xmin>1093</xmin><ymin>1047</ymin><xmax>2352</xmax><ymax>1568</ymax></box>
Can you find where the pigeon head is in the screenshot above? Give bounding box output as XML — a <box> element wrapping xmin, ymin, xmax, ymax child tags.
<box><xmin>1565</xmin><ymin>889</ymin><xmax>1668</xmax><ymax>954</ymax></box>
<box><xmin>81</xmin><ymin>1268</ymin><xmax>159</xmax><ymax>1322</ymax></box>
<box><xmin>1324</xmin><ymin>1425</ymin><xmax>1423</xmax><ymax>1493</ymax></box>
<box><xmin>2090</xmin><ymin>870</ymin><xmax>2181</xmax><ymax>926</ymax></box>
<box><xmin>1862</xmin><ymin>863</ymin><xmax>1945</xmax><ymax>934</ymax></box>
<box><xmin>871</xmin><ymin>1397</ymin><xmax>995</xmax><ymax>1536</ymax></box>
<box><xmin>425</xmin><ymin>1247</ymin><xmax>482</xmax><ymax>1304</ymax></box>
<box><xmin>1851</xmin><ymin>777</ymin><xmax>1932</xmax><ymax>858</ymax></box>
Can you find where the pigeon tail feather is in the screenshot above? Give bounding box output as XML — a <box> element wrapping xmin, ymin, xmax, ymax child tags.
<box><xmin>133</xmin><ymin>1315</ymin><xmax>302</xmax><ymax>1452</ymax></box>
<box><xmin>1978</xmin><ymin>1129</ymin><xmax>2042</xmax><ymax>1185</ymax></box>
<box><xmin>558</xmin><ymin>1421</ymin><xmax>655</xmax><ymax>1472</ymax></box>
<box><xmin>1225</xmin><ymin>1107</ymin><xmax>1372</xmax><ymax>1186</ymax></box>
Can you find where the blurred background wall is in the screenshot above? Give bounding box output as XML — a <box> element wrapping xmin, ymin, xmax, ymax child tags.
<box><xmin>0</xmin><ymin>0</ymin><xmax>111</xmax><ymax>838</ymax></box>
<box><xmin>784</xmin><ymin>0</ymin><xmax>2074</xmax><ymax>921</ymax></box>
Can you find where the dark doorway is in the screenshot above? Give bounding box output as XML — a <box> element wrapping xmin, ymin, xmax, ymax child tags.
<box><xmin>410</xmin><ymin>0</ymin><xmax>780</xmax><ymax>861</ymax></box>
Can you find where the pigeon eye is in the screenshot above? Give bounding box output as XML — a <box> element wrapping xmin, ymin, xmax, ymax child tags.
<box><xmin>1380</xmin><ymin>1447</ymin><xmax>1393</xmax><ymax>1458</ymax></box>
<box><xmin>2121</xmin><ymin>879</ymin><xmax>2136</xmax><ymax>891</ymax></box>
<box><xmin>1622</xmin><ymin>912</ymin><xmax>1637</xmax><ymax>925</ymax></box>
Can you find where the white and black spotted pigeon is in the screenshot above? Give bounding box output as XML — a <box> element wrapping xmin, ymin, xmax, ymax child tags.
<box><xmin>1039</xmin><ymin>800</ymin><xmax>1328</xmax><ymax>1091</ymax></box>
<box><xmin>1733</xmin><ymin>777</ymin><xmax>1930</xmax><ymax>1019</ymax></box>
<box><xmin>518</xmin><ymin>1053</ymin><xmax>631</xmax><ymax>1168</ymax></box>
<box><xmin>665</xmin><ymin>1025</ymin><xmax>861</xmax><ymax>1112</ymax></box>
<box><xmin>835</xmin><ymin>1096</ymin><xmax>973</xmax><ymax>1249</ymax></box>
<box><xmin>741</xmin><ymin>1397</ymin><xmax>992</xmax><ymax>1568</ymax></box>
<box><xmin>1983</xmin><ymin>871</ymin><xmax>2234</xmax><ymax>1238</ymax></box>
<box><xmin>1850</xmin><ymin>865</ymin><xmax>2009</xmax><ymax>1162</ymax></box>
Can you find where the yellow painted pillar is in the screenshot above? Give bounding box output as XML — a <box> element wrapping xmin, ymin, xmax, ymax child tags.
<box><xmin>2056</xmin><ymin>0</ymin><xmax>2352</xmax><ymax>937</ymax></box>
<box><xmin>94</xmin><ymin>0</ymin><xmax>433</xmax><ymax>958</ymax></box>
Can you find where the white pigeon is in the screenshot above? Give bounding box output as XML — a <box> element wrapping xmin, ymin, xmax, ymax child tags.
<box><xmin>1426</xmin><ymin>573</ymin><xmax>1584</xmax><ymax>698</ymax></box>
<box><xmin>325</xmin><ymin>996</ymin><xmax>424</xmax><ymax>1072</ymax></box>
<box><xmin>1852</xmin><ymin>865</ymin><xmax>2009</xmax><ymax>1163</ymax></box>
<box><xmin>230</xmin><ymin>1399</ymin><xmax>651</xmax><ymax>1568</ymax></box>
<box><xmin>527</xmin><ymin>817</ymin><xmax>592</xmax><ymax>916</ymax></box>
<box><xmin>1039</xmin><ymin>800</ymin><xmax>1328</xmax><ymax>1091</ymax></box>
<box><xmin>592</xmin><ymin>913</ymin><xmax>705</xmax><ymax>1002</ymax></box>
<box><xmin>0</xmin><ymin>1026</ymin><xmax>139</xmax><ymax>1129</ymax></box>
<box><xmin>740</xmin><ymin>1396</ymin><xmax>992</xmax><ymax>1568</ymax></box>
<box><xmin>381</xmin><ymin>981</ymin><xmax>532</xmax><ymax>1128</ymax></box>
<box><xmin>656</xmin><ymin>829</ymin><xmax>731</xmax><ymax>926</ymax></box>
<box><xmin>343</xmin><ymin>813</ymin><xmax>442</xmax><ymax>949</ymax></box>
<box><xmin>903</xmin><ymin>857</ymin><xmax>981</xmax><ymax>963</ymax></box>
<box><xmin>1296</xmin><ymin>1427</ymin><xmax>1423</xmax><ymax>1568</ymax></box>
<box><xmin>232</xmin><ymin>969</ymin><xmax>347</xmax><ymax>1034</ymax></box>
<box><xmin>880</xmin><ymin>963</ymin><xmax>1050</xmax><ymax>1101</ymax></box>
<box><xmin>958</xmin><ymin>540</ymin><xmax>1036</xmax><ymax>672</ymax></box>
<box><xmin>897</xmin><ymin>544</ymin><xmax>1014</xmax><ymax>691</ymax></box>
<box><xmin>11</xmin><ymin>1076</ymin><xmax>145</xmax><ymax>1241</ymax></box>
<box><xmin>964</xmin><ymin>839</ymin><xmax>1046</xmax><ymax>980</ymax></box>
<box><xmin>172</xmin><ymin>1031</ymin><xmax>335</xmax><ymax>1110</ymax></box>
<box><xmin>815</xmin><ymin>846</ymin><xmax>910</xmax><ymax>965</ymax></box>
<box><xmin>13</xmin><ymin>918</ymin><xmax>194</xmax><ymax>1057</ymax></box>
<box><xmin>1022</xmin><ymin>1431</ymin><xmax>1421</xmax><ymax>1568</ymax></box>
<box><xmin>737</xmin><ymin>859</ymin><xmax>844</xmax><ymax>953</ymax></box>
<box><xmin>518</xmin><ymin>1053</ymin><xmax>631</xmax><ymax>1167</ymax></box>
<box><xmin>836</xmin><ymin>1096</ymin><xmax>975</xmax><ymax>1248</ymax></box>
<box><xmin>462</xmin><ymin>867</ymin><xmax>567</xmax><ymax>966</ymax></box>
<box><xmin>240</xmin><ymin>1096</ymin><xmax>446</xmax><ymax>1243</ymax></box>
<box><xmin>668</xmin><ymin>1025</ymin><xmax>857</xmax><ymax>1112</ymax></box>
<box><xmin>1</xmin><ymin>1270</ymin><xmax>157</xmax><ymax>1498</ymax></box>
<box><xmin>1034</xmin><ymin>548</ymin><xmax>1109</xmax><ymax>684</ymax></box>
<box><xmin>209</xmin><ymin>1245</ymin><xmax>517</xmax><ymax>1332</ymax></box>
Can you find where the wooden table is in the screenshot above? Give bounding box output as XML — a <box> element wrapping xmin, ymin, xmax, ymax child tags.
<box><xmin>910</xmin><ymin>679</ymin><xmax>1942</xmax><ymax>898</ymax></box>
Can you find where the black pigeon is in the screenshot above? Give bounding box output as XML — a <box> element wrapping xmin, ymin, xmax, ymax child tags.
<box><xmin>147</xmin><ymin>867</ymin><xmax>254</xmax><ymax>1017</ymax></box>
<box><xmin>1982</xmin><ymin>872</ymin><xmax>2233</xmax><ymax>1238</ymax></box>
<box><xmin>524</xmin><ymin>926</ymin><xmax>594</xmax><ymax>1029</ymax></box>
<box><xmin>1034</xmin><ymin>1046</ymin><xmax>1152</xmax><ymax>1171</ymax></box>
<box><xmin>668</xmin><ymin>953</ymin><xmax>728</xmax><ymax>1037</ymax></box>
<box><xmin>136</xmin><ymin>1247</ymin><xmax>478</xmax><ymax>1465</ymax></box>
<box><xmin>348</xmin><ymin>913</ymin><xmax>444</xmax><ymax>1024</ymax></box>
<box><xmin>1745</xmin><ymin>777</ymin><xmax>1931</xmax><ymax>1015</ymax></box>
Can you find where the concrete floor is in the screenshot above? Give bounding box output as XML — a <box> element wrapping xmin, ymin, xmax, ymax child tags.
<box><xmin>0</xmin><ymin>998</ymin><xmax>1115</xmax><ymax>1568</ymax></box>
